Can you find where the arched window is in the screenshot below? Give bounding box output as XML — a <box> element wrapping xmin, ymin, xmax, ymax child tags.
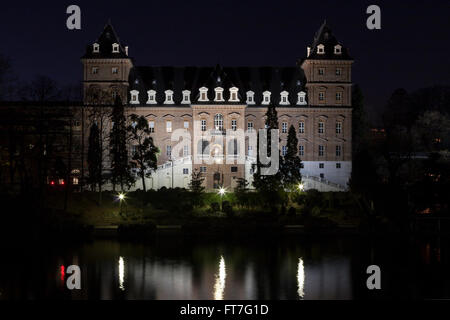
<box><xmin>214</xmin><ymin>114</ymin><xmax>224</xmax><ymax>131</ymax></box>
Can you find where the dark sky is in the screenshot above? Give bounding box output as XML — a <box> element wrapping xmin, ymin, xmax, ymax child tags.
<box><xmin>1</xmin><ymin>0</ymin><xmax>449</xmax><ymax>124</ymax></box>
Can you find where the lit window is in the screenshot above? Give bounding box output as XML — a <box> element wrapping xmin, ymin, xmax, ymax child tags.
<box><xmin>248</xmin><ymin>145</ymin><xmax>253</xmax><ymax>156</ymax></box>
<box><xmin>92</xmin><ymin>67</ymin><xmax>98</xmax><ymax>74</ymax></box>
<box><xmin>112</xmin><ymin>43</ymin><xmax>119</xmax><ymax>53</ymax></box>
<box><xmin>299</xmin><ymin>121</ymin><xmax>305</xmax><ymax>134</ymax></box>
<box><xmin>336</xmin><ymin>122</ymin><xmax>342</xmax><ymax>134</ymax></box>
<box><xmin>112</xmin><ymin>67</ymin><xmax>118</xmax><ymax>74</ymax></box>
<box><xmin>299</xmin><ymin>145</ymin><xmax>304</xmax><ymax>156</ymax></box>
<box><xmin>183</xmin><ymin>168</ymin><xmax>189</xmax><ymax>174</ymax></box>
<box><xmin>282</xmin><ymin>122</ymin><xmax>288</xmax><ymax>133</ymax></box>
<box><xmin>336</xmin><ymin>92</ymin><xmax>342</xmax><ymax>101</ymax></box>
<box><xmin>336</xmin><ymin>145</ymin><xmax>342</xmax><ymax>157</ymax></box>
<box><xmin>166</xmin><ymin>145</ymin><xmax>172</xmax><ymax>157</ymax></box>
<box><xmin>73</xmin><ymin>177</ymin><xmax>79</xmax><ymax>185</ymax></box>
<box><xmin>184</xmin><ymin>121</ymin><xmax>189</xmax><ymax>129</ymax></box>
<box><xmin>319</xmin><ymin>92</ymin><xmax>325</xmax><ymax>101</ymax></box>
<box><xmin>149</xmin><ymin>121</ymin><xmax>155</xmax><ymax>133</ymax></box>
<box><xmin>231</xmin><ymin>119</ymin><xmax>237</xmax><ymax>131</ymax></box>
<box><xmin>201</xmin><ymin>120</ymin><xmax>206</xmax><ymax>132</ymax></box>
<box><xmin>318</xmin><ymin>121</ymin><xmax>325</xmax><ymax>134</ymax></box>
<box><xmin>319</xmin><ymin>145</ymin><xmax>324</xmax><ymax>156</ymax></box>
<box><xmin>166</xmin><ymin>121</ymin><xmax>172</xmax><ymax>133</ymax></box>
<box><xmin>247</xmin><ymin>121</ymin><xmax>254</xmax><ymax>133</ymax></box>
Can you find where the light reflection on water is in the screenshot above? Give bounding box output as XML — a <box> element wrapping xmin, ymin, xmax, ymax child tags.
<box><xmin>1</xmin><ymin>236</ymin><xmax>447</xmax><ymax>299</ymax></box>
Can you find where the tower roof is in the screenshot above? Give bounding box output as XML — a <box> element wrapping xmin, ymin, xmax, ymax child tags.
<box><xmin>306</xmin><ymin>20</ymin><xmax>352</xmax><ymax>60</ymax></box>
<box><xmin>81</xmin><ymin>22</ymin><xmax>129</xmax><ymax>59</ymax></box>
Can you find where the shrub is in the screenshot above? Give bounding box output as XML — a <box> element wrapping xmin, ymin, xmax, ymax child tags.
<box><xmin>288</xmin><ymin>207</ymin><xmax>296</xmax><ymax>216</ymax></box>
<box><xmin>222</xmin><ymin>201</ymin><xmax>234</xmax><ymax>218</ymax></box>
<box><xmin>210</xmin><ymin>202</ymin><xmax>221</xmax><ymax>213</ymax></box>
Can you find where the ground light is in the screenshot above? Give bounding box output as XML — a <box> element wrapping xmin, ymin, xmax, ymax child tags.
<box><xmin>218</xmin><ymin>187</ymin><xmax>226</xmax><ymax>211</ymax></box>
<box><xmin>117</xmin><ymin>193</ymin><xmax>125</xmax><ymax>215</ymax></box>
<box><xmin>298</xmin><ymin>183</ymin><xmax>304</xmax><ymax>191</ymax></box>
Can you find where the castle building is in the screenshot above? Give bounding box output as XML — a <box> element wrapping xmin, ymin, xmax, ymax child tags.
<box><xmin>81</xmin><ymin>21</ymin><xmax>353</xmax><ymax>191</ymax></box>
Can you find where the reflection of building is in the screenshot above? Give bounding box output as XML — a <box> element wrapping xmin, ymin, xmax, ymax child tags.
<box><xmin>81</xmin><ymin>20</ymin><xmax>353</xmax><ymax>191</ymax></box>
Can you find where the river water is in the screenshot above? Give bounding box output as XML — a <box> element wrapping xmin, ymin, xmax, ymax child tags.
<box><xmin>0</xmin><ymin>235</ymin><xmax>448</xmax><ymax>299</ymax></box>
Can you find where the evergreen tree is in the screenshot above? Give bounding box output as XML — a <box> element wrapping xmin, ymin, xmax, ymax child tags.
<box><xmin>87</xmin><ymin>123</ymin><xmax>102</xmax><ymax>191</ymax></box>
<box><xmin>188</xmin><ymin>168</ymin><xmax>205</xmax><ymax>207</ymax></box>
<box><xmin>281</xmin><ymin>125</ymin><xmax>302</xmax><ymax>190</ymax></box>
<box><xmin>109</xmin><ymin>96</ymin><xmax>134</xmax><ymax>191</ymax></box>
<box><xmin>127</xmin><ymin>114</ymin><xmax>158</xmax><ymax>192</ymax></box>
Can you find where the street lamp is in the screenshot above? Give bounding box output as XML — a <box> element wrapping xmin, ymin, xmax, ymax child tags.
<box><xmin>118</xmin><ymin>193</ymin><xmax>125</xmax><ymax>215</ymax></box>
<box><xmin>298</xmin><ymin>183</ymin><xmax>304</xmax><ymax>191</ymax></box>
<box><xmin>218</xmin><ymin>187</ymin><xmax>226</xmax><ymax>211</ymax></box>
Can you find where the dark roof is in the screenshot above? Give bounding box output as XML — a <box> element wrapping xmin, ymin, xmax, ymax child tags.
<box><xmin>128</xmin><ymin>65</ymin><xmax>306</xmax><ymax>106</ymax></box>
<box><xmin>81</xmin><ymin>23</ymin><xmax>129</xmax><ymax>59</ymax></box>
<box><xmin>305</xmin><ymin>20</ymin><xmax>352</xmax><ymax>60</ymax></box>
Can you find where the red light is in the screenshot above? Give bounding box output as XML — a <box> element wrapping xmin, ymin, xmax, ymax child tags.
<box><xmin>61</xmin><ymin>180</ymin><xmax>65</xmax><ymax>185</ymax></box>
<box><xmin>60</xmin><ymin>265</ymin><xmax>65</xmax><ymax>283</ymax></box>
<box><xmin>50</xmin><ymin>181</ymin><xmax>55</xmax><ymax>185</ymax></box>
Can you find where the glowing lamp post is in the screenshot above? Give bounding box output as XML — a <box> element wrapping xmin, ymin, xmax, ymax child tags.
<box><xmin>218</xmin><ymin>187</ymin><xmax>226</xmax><ymax>211</ymax></box>
<box><xmin>298</xmin><ymin>183</ymin><xmax>304</xmax><ymax>192</ymax></box>
<box><xmin>118</xmin><ymin>193</ymin><xmax>125</xmax><ymax>215</ymax></box>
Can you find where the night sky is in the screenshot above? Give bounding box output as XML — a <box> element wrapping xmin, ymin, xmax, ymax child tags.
<box><xmin>1</xmin><ymin>0</ymin><xmax>449</xmax><ymax>124</ymax></box>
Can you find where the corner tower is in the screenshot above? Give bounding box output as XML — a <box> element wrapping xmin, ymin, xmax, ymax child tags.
<box><xmin>81</xmin><ymin>23</ymin><xmax>133</xmax><ymax>104</ymax></box>
<box><xmin>301</xmin><ymin>21</ymin><xmax>353</xmax><ymax>107</ymax></box>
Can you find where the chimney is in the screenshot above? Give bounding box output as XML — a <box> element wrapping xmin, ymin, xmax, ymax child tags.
<box><xmin>125</xmin><ymin>46</ymin><xmax>129</xmax><ymax>56</ymax></box>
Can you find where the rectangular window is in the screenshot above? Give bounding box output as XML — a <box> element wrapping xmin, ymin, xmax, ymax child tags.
<box><xmin>318</xmin><ymin>122</ymin><xmax>325</xmax><ymax>134</ymax></box>
<box><xmin>183</xmin><ymin>168</ymin><xmax>189</xmax><ymax>174</ymax></box>
<box><xmin>320</xmin><ymin>173</ymin><xmax>324</xmax><ymax>179</ymax></box>
<box><xmin>319</xmin><ymin>163</ymin><xmax>324</xmax><ymax>169</ymax></box>
<box><xmin>319</xmin><ymin>145</ymin><xmax>324</xmax><ymax>157</ymax></box>
<box><xmin>166</xmin><ymin>121</ymin><xmax>172</xmax><ymax>133</ymax></box>
<box><xmin>336</xmin><ymin>163</ymin><xmax>341</xmax><ymax>169</ymax></box>
<box><xmin>319</xmin><ymin>92</ymin><xmax>325</xmax><ymax>101</ymax></box>
<box><xmin>299</xmin><ymin>121</ymin><xmax>305</xmax><ymax>134</ymax></box>
<box><xmin>231</xmin><ymin>119</ymin><xmax>237</xmax><ymax>131</ymax></box>
<box><xmin>336</xmin><ymin>122</ymin><xmax>342</xmax><ymax>134</ymax></box>
<box><xmin>92</xmin><ymin>67</ymin><xmax>98</xmax><ymax>74</ymax></box>
<box><xmin>336</xmin><ymin>145</ymin><xmax>342</xmax><ymax>157</ymax></box>
<box><xmin>247</xmin><ymin>121</ymin><xmax>254</xmax><ymax>133</ymax></box>
<box><xmin>282</xmin><ymin>145</ymin><xmax>287</xmax><ymax>156</ymax></box>
<box><xmin>336</xmin><ymin>92</ymin><xmax>342</xmax><ymax>101</ymax></box>
<box><xmin>184</xmin><ymin>121</ymin><xmax>189</xmax><ymax>129</ymax></box>
<box><xmin>318</xmin><ymin>68</ymin><xmax>324</xmax><ymax>75</ymax></box>
<box><xmin>299</xmin><ymin>145</ymin><xmax>304</xmax><ymax>156</ymax></box>
<box><xmin>149</xmin><ymin>121</ymin><xmax>155</xmax><ymax>133</ymax></box>
<box><xmin>112</xmin><ymin>67</ymin><xmax>118</xmax><ymax>74</ymax></box>
<box><xmin>200</xmin><ymin>166</ymin><xmax>207</xmax><ymax>173</ymax></box>
<box><xmin>166</xmin><ymin>145</ymin><xmax>172</xmax><ymax>157</ymax></box>
<box><xmin>336</xmin><ymin>68</ymin><xmax>342</xmax><ymax>76</ymax></box>
<box><xmin>248</xmin><ymin>145</ymin><xmax>253</xmax><ymax>156</ymax></box>
<box><xmin>282</xmin><ymin>122</ymin><xmax>288</xmax><ymax>133</ymax></box>
<box><xmin>131</xmin><ymin>145</ymin><xmax>137</xmax><ymax>155</ymax></box>
<box><xmin>231</xmin><ymin>166</ymin><xmax>238</xmax><ymax>173</ymax></box>
<box><xmin>201</xmin><ymin>120</ymin><xmax>206</xmax><ymax>132</ymax></box>
<box><xmin>183</xmin><ymin>145</ymin><xmax>189</xmax><ymax>156</ymax></box>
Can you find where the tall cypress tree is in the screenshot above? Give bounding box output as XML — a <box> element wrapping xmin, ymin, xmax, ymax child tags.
<box><xmin>281</xmin><ymin>125</ymin><xmax>302</xmax><ymax>190</ymax></box>
<box><xmin>87</xmin><ymin>122</ymin><xmax>101</xmax><ymax>191</ymax></box>
<box><xmin>110</xmin><ymin>96</ymin><xmax>134</xmax><ymax>191</ymax></box>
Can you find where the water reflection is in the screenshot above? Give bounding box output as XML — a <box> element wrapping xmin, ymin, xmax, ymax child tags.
<box><xmin>118</xmin><ymin>256</ymin><xmax>125</xmax><ymax>291</ymax></box>
<box><xmin>297</xmin><ymin>258</ymin><xmax>305</xmax><ymax>299</ymax></box>
<box><xmin>214</xmin><ymin>256</ymin><xmax>226</xmax><ymax>300</ymax></box>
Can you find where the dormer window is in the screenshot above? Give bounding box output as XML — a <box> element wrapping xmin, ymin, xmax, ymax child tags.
<box><xmin>164</xmin><ymin>90</ymin><xmax>174</xmax><ymax>104</ymax></box>
<box><xmin>229</xmin><ymin>87</ymin><xmax>239</xmax><ymax>102</ymax></box>
<box><xmin>214</xmin><ymin>87</ymin><xmax>224</xmax><ymax>102</ymax></box>
<box><xmin>317</xmin><ymin>44</ymin><xmax>325</xmax><ymax>54</ymax></box>
<box><xmin>262</xmin><ymin>91</ymin><xmax>271</xmax><ymax>105</ymax></box>
<box><xmin>93</xmin><ymin>43</ymin><xmax>99</xmax><ymax>53</ymax></box>
<box><xmin>334</xmin><ymin>44</ymin><xmax>342</xmax><ymax>55</ymax></box>
<box><xmin>112</xmin><ymin>43</ymin><xmax>119</xmax><ymax>53</ymax></box>
<box><xmin>182</xmin><ymin>90</ymin><xmax>191</xmax><ymax>104</ymax></box>
<box><xmin>130</xmin><ymin>90</ymin><xmax>139</xmax><ymax>104</ymax></box>
<box><xmin>246</xmin><ymin>91</ymin><xmax>255</xmax><ymax>105</ymax></box>
<box><xmin>297</xmin><ymin>91</ymin><xmax>307</xmax><ymax>105</ymax></box>
<box><xmin>199</xmin><ymin>87</ymin><xmax>209</xmax><ymax>102</ymax></box>
<box><xmin>280</xmin><ymin>91</ymin><xmax>289</xmax><ymax>105</ymax></box>
<box><xmin>146</xmin><ymin>90</ymin><xmax>156</xmax><ymax>104</ymax></box>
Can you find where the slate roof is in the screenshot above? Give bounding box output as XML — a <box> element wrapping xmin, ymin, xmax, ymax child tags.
<box><xmin>128</xmin><ymin>64</ymin><xmax>306</xmax><ymax>106</ymax></box>
<box><xmin>81</xmin><ymin>23</ymin><xmax>129</xmax><ymax>59</ymax></box>
<box><xmin>305</xmin><ymin>20</ymin><xmax>352</xmax><ymax>61</ymax></box>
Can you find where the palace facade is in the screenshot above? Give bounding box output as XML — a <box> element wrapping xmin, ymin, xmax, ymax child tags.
<box><xmin>81</xmin><ymin>21</ymin><xmax>353</xmax><ymax>191</ymax></box>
